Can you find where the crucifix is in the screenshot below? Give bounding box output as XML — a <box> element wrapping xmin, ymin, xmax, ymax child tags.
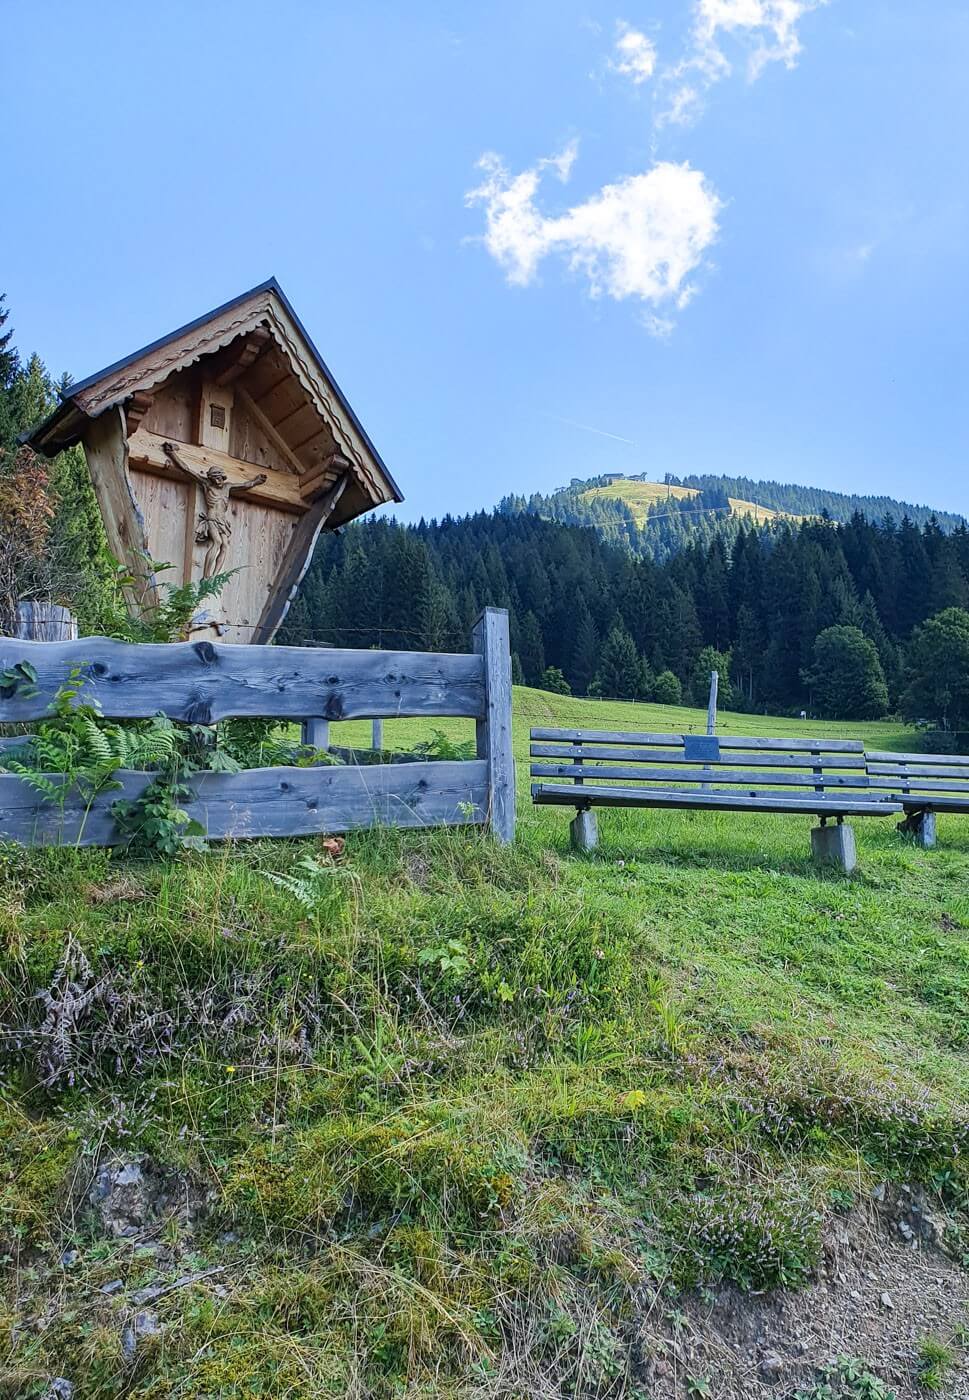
<box><xmin>162</xmin><ymin>441</ymin><xmax>267</xmax><ymax>578</ymax></box>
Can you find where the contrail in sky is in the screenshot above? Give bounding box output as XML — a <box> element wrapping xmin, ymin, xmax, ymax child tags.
<box><xmin>543</xmin><ymin>412</ymin><xmax>637</xmax><ymax>446</ymax></box>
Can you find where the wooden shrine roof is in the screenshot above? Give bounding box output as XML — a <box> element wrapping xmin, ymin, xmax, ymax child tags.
<box><xmin>23</xmin><ymin>277</ymin><xmax>403</xmax><ymax>527</ymax></box>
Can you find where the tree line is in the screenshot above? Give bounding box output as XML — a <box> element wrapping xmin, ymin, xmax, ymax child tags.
<box><xmin>499</xmin><ymin>471</ymin><xmax>966</xmax><ymax>565</ymax></box>
<box><xmin>0</xmin><ymin>294</ymin><xmax>115</xmax><ymax>635</ymax></box>
<box><xmin>2</xmin><ymin>290</ymin><xmax>968</xmax><ymax>733</ymax></box>
<box><xmin>284</xmin><ymin>508</ymin><xmax>969</xmax><ymax>731</ymax></box>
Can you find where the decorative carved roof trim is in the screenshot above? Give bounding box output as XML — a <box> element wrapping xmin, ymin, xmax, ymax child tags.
<box><xmin>75</xmin><ymin>301</ymin><xmax>271</xmax><ymax>414</ymax></box>
<box><xmin>262</xmin><ymin>300</ymin><xmax>387</xmax><ymax>503</ymax></box>
<box><xmin>73</xmin><ymin>291</ymin><xmax>391</xmax><ymax>507</ymax></box>
<box><xmin>23</xmin><ymin>278</ymin><xmax>402</xmax><ymax>509</ymax></box>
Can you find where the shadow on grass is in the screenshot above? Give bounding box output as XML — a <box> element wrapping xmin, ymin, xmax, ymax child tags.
<box><xmin>540</xmin><ymin>821</ymin><xmax>900</xmax><ymax>883</ymax></box>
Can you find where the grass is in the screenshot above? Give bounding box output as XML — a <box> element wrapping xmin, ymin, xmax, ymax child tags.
<box><xmin>330</xmin><ymin>683</ymin><xmax>919</xmax><ymax>756</ymax></box>
<box><xmin>581</xmin><ymin>477</ymin><xmax>805</xmax><ymax>525</ymax></box>
<box><xmin>0</xmin><ymin>688</ymin><xmax>966</xmax><ymax>1397</ymax></box>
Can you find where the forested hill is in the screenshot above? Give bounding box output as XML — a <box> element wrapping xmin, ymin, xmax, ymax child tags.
<box><xmin>501</xmin><ymin>472</ymin><xmax>965</xmax><ymax>564</ymax></box>
<box><xmin>283</xmin><ymin>507</ymin><xmax>969</xmax><ymax>722</ymax></box>
<box><xmin>674</xmin><ymin>472</ymin><xmax>966</xmax><ymax>529</ymax></box>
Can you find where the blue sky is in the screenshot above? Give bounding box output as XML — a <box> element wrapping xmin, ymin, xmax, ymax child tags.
<box><xmin>3</xmin><ymin>1</ymin><xmax>967</xmax><ymax>521</ymax></box>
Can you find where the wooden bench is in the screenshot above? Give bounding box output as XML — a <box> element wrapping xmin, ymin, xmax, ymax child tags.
<box><xmin>866</xmin><ymin>750</ymin><xmax>969</xmax><ymax>848</ymax></box>
<box><xmin>530</xmin><ymin>728</ymin><xmax>903</xmax><ymax>872</ymax></box>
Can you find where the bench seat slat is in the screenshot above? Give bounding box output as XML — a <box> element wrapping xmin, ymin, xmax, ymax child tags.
<box><xmin>896</xmin><ymin>795</ymin><xmax>969</xmax><ymax>811</ymax></box>
<box><xmin>530</xmin><ymin>763</ymin><xmax>872</xmax><ymax>788</ymax></box>
<box><xmin>529</xmin><ymin>744</ymin><xmax>865</xmax><ymax>769</ymax></box>
<box><xmin>531</xmin><ymin>782</ymin><xmax>900</xmax><ymax>816</ymax></box>
<box><xmin>530</xmin><ymin>728</ymin><xmax>863</xmax><ymax>753</ymax></box>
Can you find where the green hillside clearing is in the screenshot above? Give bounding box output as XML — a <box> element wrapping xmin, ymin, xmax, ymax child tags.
<box><xmin>582</xmin><ymin>478</ymin><xmax>805</xmax><ymax>526</ymax></box>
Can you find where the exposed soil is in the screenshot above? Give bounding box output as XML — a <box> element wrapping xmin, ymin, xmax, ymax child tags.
<box><xmin>633</xmin><ymin>1193</ymin><xmax>969</xmax><ymax>1399</ymax></box>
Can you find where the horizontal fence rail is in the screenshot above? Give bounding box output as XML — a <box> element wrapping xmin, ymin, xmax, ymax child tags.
<box><xmin>0</xmin><ymin>761</ymin><xmax>489</xmax><ymax>847</ymax></box>
<box><xmin>0</xmin><ymin>637</ymin><xmax>487</xmax><ymax>724</ymax></box>
<box><xmin>0</xmin><ymin>608</ymin><xmax>515</xmax><ymax>847</ymax></box>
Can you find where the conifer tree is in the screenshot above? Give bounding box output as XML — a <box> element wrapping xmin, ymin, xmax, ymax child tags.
<box><xmin>596</xmin><ymin>619</ymin><xmax>645</xmax><ymax>699</ymax></box>
<box><xmin>517</xmin><ymin>611</ymin><xmax>545</xmax><ymax>686</ymax></box>
<box><xmin>570</xmin><ymin>600</ymin><xmax>599</xmax><ymax>695</ymax></box>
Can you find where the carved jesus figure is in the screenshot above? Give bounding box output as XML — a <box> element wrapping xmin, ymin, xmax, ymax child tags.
<box><xmin>162</xmin><ymin>441</ymin><xmax>267</xmax><ymax>578</ymax></box>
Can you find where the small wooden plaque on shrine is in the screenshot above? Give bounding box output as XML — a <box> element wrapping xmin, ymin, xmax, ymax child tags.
<box><xmin>25</xmin><ymin>278</ymin><xmax>402</xmax><ymax>642</ymax></box>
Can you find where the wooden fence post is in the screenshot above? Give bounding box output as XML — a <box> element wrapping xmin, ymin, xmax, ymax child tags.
<box><xmin>15</xmin><ymin>603</ymin><xmax>78</xmax><ymax>641</ymax></box>
<box><xmin>302</xmin><ymin>718</ymin><xmax>330</xmax><ymax>751</ymax></box>
<box><xmin>471</xmin><ymin>607</ymin><xmax>515</xmax><ymax>843</ymax></box>
<box><xmin>371</xmin><ymin>718</ymin><xmax>384</xmax><ymax>750</ymax></box>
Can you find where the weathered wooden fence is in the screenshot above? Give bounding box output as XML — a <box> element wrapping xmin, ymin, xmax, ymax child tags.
<box><xmin>0</xmin><ymin>607</ymin><xmax>515</xmax><ymax>847</ymax></box>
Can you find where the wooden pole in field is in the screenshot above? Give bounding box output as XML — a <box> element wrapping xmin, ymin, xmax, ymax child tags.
<box><xmin>707</xmin><ymin>670</ymin><xmax>719</xmax><ymax>735</ymax></box>
<box><xmin>700</xmin><ymin>669</ymin><xmax>719</xmax><ymax>792</ymax></box>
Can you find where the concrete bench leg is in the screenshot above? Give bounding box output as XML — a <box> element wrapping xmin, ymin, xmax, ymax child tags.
<box><xmin>897</xmin><ymin>810</ymin><xmax>937</xmax><ymax>849</ymax></box>
<box><xmin>570</xmin><ymin>808</ymin><xmax>598</xmax><ymax>852</ymax></box>
<box><xmin>811</xmin><ymin>819</ymin><xmax>856</xmax><ymax>873</ymax></box>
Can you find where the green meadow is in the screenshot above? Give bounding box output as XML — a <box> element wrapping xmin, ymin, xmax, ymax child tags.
<box><xmin>2</xmin><ymin>689</ymin><xmax>967</xmax><ymax>1397</ymax></box>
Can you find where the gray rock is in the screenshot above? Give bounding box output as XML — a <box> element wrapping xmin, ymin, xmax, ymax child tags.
<box><xmin>44</xmin><ymin>1383</ymin><xmax>74</xmax><ymax>1400</ymax></box>
<box><xmin>880</xmin><ymin>1291</ymin><xmax>894</xmax><ymax>1310</ymax></box>
<box><xmin>758</xmin><ymin>1354</ymin><xmax>785</xmax><ymax>1383</ymax></box>
<box><xmin>88</xmin><ymin>1155</ymin><xmax>203</xmax><ymax>1239</ymax></box>
<box><xmin>100</xmin><ymin>1279</ymin><xmax>124</xmax><ymax>1296</ymax></box>
<box><xmin>120</xmin><ymin>1326</ymin><xmax>137</xmax><ymax>1365</ymax></box>
<box><xmin>133</xmin><ymin>1309</ymin><xmax>160</xmax><ymax>1336</ymax></box>
<box><xmin>59</xmin><ymin>1249</ymin><xmax>79</xmax><ymax>1269</ymax></box>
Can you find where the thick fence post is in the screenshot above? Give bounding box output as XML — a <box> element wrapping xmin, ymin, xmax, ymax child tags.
<box><xmin>471</xmin><ymin>607</ymin><xmax>515</xmax><ymax>843</ymax></box>
<box><xmin>15</xmin><ymin>602</ymin><xmax>77</xmax><ymax>641</ymax></box>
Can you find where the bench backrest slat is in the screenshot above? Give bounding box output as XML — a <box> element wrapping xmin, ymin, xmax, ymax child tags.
<box><xmin>530</xmin><ymin>727</ymin><xmax>868</xmax><ymax>799</ymax></box>
<box><xmin>530</xmin><ymin>762</ymin><xmax>871</xmax><ymax>788</ymax></box>
<box><xmin>864</xmin><ymin>750</ymin><xmax>969</xmax><ymax>802</ymax></box>
<box><xmin>530</xmin><ymin>727</ymin><xmax>863</xmax><ymax>753</ymax></box>
<box><xmin>868</xmin><ymin>762</ymin><xmax>969</xmax><ymax>779</ymax></box>
<box><xmin>867</xmin><ymin>776</ymin><xmax>969</xmax><ymax>794</ymax></box>
<box><xmin>866</xmin><ymin>750</ymin><xmax>969</xmax><ymax>766</ymax></box>
<box><xmin>531</xmin><ymin>743</ymin><xmax>865</xmax><ymax>769</ymax></box>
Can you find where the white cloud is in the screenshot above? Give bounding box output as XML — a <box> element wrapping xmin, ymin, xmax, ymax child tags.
<box><xmin>466</xmin><ymin>149</ymin><xmax>721</xmax><ymax>327</ymax></box>
<box><xmin>695</xmin><ymin>0</ymin><xmax>826</xmax><ymax>79</ymax></box>
<box><xmin>610</xmin><ymin>21</ymin><xmax>658</xmax><ymax>84</ymax></box>
<box><xmin>660</xmin><ymin>0</ymin><xmax>827</xmax><ymax>124</ymax></box>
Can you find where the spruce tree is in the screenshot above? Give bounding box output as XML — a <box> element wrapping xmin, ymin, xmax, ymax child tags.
<box><xmin>0</xmin><ymin>293</ymin><xmax>20</xmax><ymax>454</ymax></box>
<box><xmin>517</xmin><ymin>611</ymin><xmax>545</xmax><ymax>686</ymax></box>
<box><xmin>570</xmin><ymin>601</ymin><xmax>599</xmax><ymax>695</ymax></box>
<box><xmin>596</xmin><ymin>620</ymin><xmax>644</xmax><ymax>699</ymax></box>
